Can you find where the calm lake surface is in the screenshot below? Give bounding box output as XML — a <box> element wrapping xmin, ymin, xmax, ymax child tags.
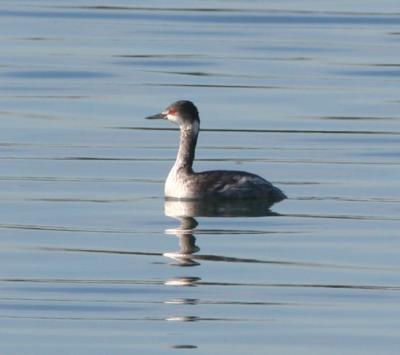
<box><xmin>1</xmin><ymin>1</ymin><xmax>400</xmax><ymax>354</ymax></box>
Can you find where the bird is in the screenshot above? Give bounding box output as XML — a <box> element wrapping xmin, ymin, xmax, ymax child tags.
<box><xmin>146</xmin><ymin>100</ymin><xmax>286</xmax><ymax>202</ymax></box>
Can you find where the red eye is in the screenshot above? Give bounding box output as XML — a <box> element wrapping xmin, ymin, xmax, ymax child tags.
<box><xmin>168</xmin><ymin>108</ymin><xmax>176</xmax><ymax>115</ymax></box>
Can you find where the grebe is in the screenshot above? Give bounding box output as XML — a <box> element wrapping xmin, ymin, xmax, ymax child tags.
<box><xmin>146</xmin><ymin>100</ymin><xmax>286</xmax><ymax>202</ymax></box>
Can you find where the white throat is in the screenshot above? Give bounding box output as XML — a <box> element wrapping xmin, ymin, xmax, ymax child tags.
<box><xmin>183</xmin><ymin>120</ymin><xmax>199</xmax><ymax>135</ymax></box>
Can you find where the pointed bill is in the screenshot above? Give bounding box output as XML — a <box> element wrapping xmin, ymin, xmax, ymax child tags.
<box><xmin>145</xmin><ymin>112</ymin><xmax>166</xmax><ymax>120</ymax></box>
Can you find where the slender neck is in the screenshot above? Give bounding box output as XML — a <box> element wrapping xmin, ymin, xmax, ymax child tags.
<box><xmin>173</xmin><ymin>122</ymin><xmax>199</xmax><ymax>172</ymax></box>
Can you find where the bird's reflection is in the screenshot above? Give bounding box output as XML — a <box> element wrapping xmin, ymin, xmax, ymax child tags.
<box><xmin>163</xmin><ymin>198</ymin><xmax>278</xmax><ymax>266</ymax></box>
<box><xmin>162</xmin><ymin>199</ymin><xmax>280</xmax><ymax>332</ymax></box>
<box><xmin>165</xmin><ymin>198</ymin><xmax>278</xmax><ymax>218</ymax></box>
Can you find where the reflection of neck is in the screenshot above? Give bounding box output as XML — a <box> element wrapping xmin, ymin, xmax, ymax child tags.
<box><xmin>177</xmin><ymin>217</ymin><xmax>199</xmax><ymax>255</ymax></box>
<box><xmin>174</xmin><ymin>122</ymin><xmax>199</xmax><ymax>172</ymax></box>
<box><xmin>179</xmin><ymin>217</ymin><xmax>198</xmax><ymax>230</ymax></box>
<box><xmin>178</xmin><ymin>234</ymin><xmax>198</xmax><ymax>254</ymax></box>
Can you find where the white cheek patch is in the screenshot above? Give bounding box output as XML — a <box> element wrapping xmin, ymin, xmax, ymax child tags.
<box><xmin>164</xmin><ymin>111</ymin><xmax>179</xmax><ymax>123</ymax></box>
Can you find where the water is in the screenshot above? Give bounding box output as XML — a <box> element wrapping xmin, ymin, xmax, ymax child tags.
<box><xmin>1</xmin><ymin>1</ymin><xmax>400</xmax><ymax>354</ymax></box>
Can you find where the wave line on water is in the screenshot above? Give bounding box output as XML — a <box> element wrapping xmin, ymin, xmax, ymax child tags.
<box><xmin>1</xmin><ymin>278</ymin><xmax>399</xmax><ymax>291</ymax></box>
<box><xmin>3</xmin><ymin>9</ymin><xmax>400</xmax><ymax>26</ymax></box>
<box><xmin>2</xmin><ymin>156</ymin><xmax>400</xmax><ymax>165</ymax></box>
<box><xmin>0</xmin><ymin>314</ymin><xmax>271</xmax><ymax>323</ymax></box>
<box><xmin>118</xmin><ymin>126</ymin><xmax>400</xmax><ymax>135</ymax></box>
<box><xmin>282</xmin><ymin>213</ymin><xmax>400</xmax><ymax>221</ymax></box>
<box><xmin>0</xmin><ymin>223</ymin><xmax>143</xmax><ymax>234</ymax></box>
<box><xmin>21</xmin><ymin>246</ymin><xmax>400</xmax><ymax>273</ymax></box>
<box><xmin>0</xmin><ymin>176</ymin><xmax>162</xmax><ymax>183</ymax></box>
<box><xmin>0</xmin><ymin>223</ymin><xmax>286</xmax><ymax>236</ymax></box>
<box><xmin>32</xmin><ymin>4</ymin><xmax>400</xmax><ymax>17</ymax></box>
<box><xmin>144</xmin><ymin>83</ymin><xmax>284</xmax><ymax>90</ymax></box>
<box><xmin>294</xmin><ymin>196</ymin><xmax>400</xmax><ymax>203</ymax></box>
<box><xmin>38</xmin><ymin>246</ymin><xmax>162</xmax><ymax>257</ymax></box>
<box><xmin>0</xmin><ymin>296</ymin><xmax>294</xmax><ymax>307</ymax></box>
<box><xmin>198</xmin><ymin>282</ymin><xmax>400</xmax><ymax>291</ymax></box>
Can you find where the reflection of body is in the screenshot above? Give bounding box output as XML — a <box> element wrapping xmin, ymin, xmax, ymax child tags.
<box><xmin>163</xmin><ymin>199</ymin><xmax>279</xmax><ymax>266</ymax></box>
<box><xmin>146</xmin><ymin>100</ymin><xmax>286</xmax><ymax>202</ymax></box>
<box><xmin>165</xmin><ymin>199</ymin><xmax>279</xmax><ymax>218</ymax></box>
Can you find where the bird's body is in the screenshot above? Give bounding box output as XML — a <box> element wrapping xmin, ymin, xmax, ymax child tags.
<box><xmin>166</xmin><ymin>168</ymin><xmax>285</xmax><ymax>201</ymax></box>
<box><xmin>146</xmin><ymin>100</ymin><xmax>286</xmax><ymax>202</ymax></box>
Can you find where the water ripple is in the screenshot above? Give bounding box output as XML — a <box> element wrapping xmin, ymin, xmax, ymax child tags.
<box><xmin>2</xmin><ymin>9</ymin><xmax>400</xmax><ymax>26</ymax></box>
<box><xmin>1</xmin><ymin>278</ymin><xmax>399</xmax><ymax>291</ymax></box>
<box><xmin>119</xmin><ymin>126</ymin><xmax>400</xmax><ymax>135</ymax></box>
